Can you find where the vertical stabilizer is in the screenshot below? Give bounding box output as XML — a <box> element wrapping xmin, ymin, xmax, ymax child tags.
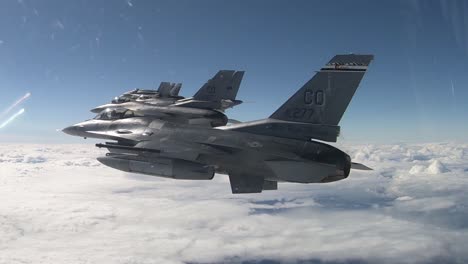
<box><xmin>193</xmin><ymin>70</ymin><xmax>244</xmax><ymax>102</ymax></box>
<box><xmin>270</xmin><ymin>54</ymin><xmax>373</xmax><ymax>125</ymax></box>
<box><xmin>158</xmin><ymin>82</ymin><xmax>182</xmax><ymax>97</ymax></box>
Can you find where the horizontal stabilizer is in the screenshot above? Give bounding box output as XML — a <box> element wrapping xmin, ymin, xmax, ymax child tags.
<box><xmin>351</xmin><ymin>162</ymin><xmax>372</xmax><ymax>170</ymax></box>
<box><xmin>219</xmin><ymin>118</ymin><xmax>340</xmax><ymax>142</ymax></box>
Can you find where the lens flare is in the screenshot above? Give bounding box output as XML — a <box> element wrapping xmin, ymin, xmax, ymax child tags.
<box><xmin>0</xmin><ymin>108</ymin><xmax>25</xmax><ymax>129</ymax></box>
<box><xmin>0</xmin><ymin>92</ymin><xmax>31</xmax><ymax>119</ymax></box>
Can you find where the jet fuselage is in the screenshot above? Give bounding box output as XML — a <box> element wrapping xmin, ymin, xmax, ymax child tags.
<box><xmin>64</xmin><ymin>117</ymin><xmax>351</xmax><ymax>184</ymax></box>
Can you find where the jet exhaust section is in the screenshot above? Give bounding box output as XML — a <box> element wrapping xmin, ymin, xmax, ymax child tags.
<box><xmin>320</xmin><ymin>154</ymin><xmax>351</xmax><ymax>183</ymax></box>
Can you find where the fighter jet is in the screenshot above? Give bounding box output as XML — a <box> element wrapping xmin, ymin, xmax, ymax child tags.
<box><xmin>88</xmin><ymin>70</ymin><xmax>244</xmax><ymax>127</ymax></box>
<box><xmin>63</xmin><ymin>54</ymin><xmax>374</xmax><ymax>194</ymax></box>
<box><xmin>91</xmin><ymin>70</ymin><xmax>244</xmax><ymax>113</ymax></box>
<box><xmin>173</xmin><ymin>70</ymin><xmax>244</xmax><ymax>111</ymax></box>
<box><xmin>110</xmin><ymin>82</ymin><xmax>183</xmax><ymax>104</ymax></box>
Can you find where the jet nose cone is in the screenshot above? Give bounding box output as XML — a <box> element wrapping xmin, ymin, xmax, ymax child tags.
<box><xmin>62</xmin><ymin>125</ymin><xmax>83</xmax><ymax>136</ymax></box>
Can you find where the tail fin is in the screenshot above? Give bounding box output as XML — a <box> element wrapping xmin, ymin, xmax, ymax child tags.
<box><xmin>193</xmin><ymin>70</ymin><xmax>244</xmax><ymax>102</ymax></box>
<box><xmin>270</xmin><ymin>54</ymin><xmax>373</xmax><ymax>125</ymax></box>
<box><xmin>220</xmin><ymin>55</ymin><xmax>373</xmax><ymax>142</ymax></box>
<box><xmin>158</xmin><ymin>82</ymin><xmax>182</xmax><ymax>97</ymax></box>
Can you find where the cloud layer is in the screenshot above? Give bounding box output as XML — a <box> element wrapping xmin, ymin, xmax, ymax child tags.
<box><xmin>0</xmin><ymin>143</ymin><xmax>467</xmax><ymax>264</ymax></box>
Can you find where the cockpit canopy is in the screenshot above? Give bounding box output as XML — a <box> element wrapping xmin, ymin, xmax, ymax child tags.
<box><xmin>94</xmin><ymin>108</ymin><xmax>137</xmax><ymax>120</ymax></box>
<box><xmin>111</xmin><ymin>96</ymin><xmax>132</xmax><ymax>104</ymax></box>
<box><xmin>111</xmin><ymin>92</ymin><xmax>159</xmax><ymax>104</ymax></box>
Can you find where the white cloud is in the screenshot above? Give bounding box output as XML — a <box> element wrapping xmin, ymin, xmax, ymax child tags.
<box><xmin>0</xmin><ymin>143</ymin><xmax>467</xmax><ymax>263</ymax></box>
<box><xmin>427</xmin><ymin>159</ymin><xmax>450</xmax><ymax>174</ymax></box>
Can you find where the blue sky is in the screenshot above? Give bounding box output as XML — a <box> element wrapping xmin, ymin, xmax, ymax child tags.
<box><xmin>0</xmin><ymin>0</ymin><xmax>467</xmax><ymax>143</ymax></box>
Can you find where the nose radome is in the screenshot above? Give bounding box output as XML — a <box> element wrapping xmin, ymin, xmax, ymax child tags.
<box><xmin>62</xmin><ymin>125</ymin><xmax>75</xmax><ymax>135</ymax></box>
<box><xmin>62</xmin><ymin>125</ymin><xmax>83</xmax><ymax>136</ymax></box>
